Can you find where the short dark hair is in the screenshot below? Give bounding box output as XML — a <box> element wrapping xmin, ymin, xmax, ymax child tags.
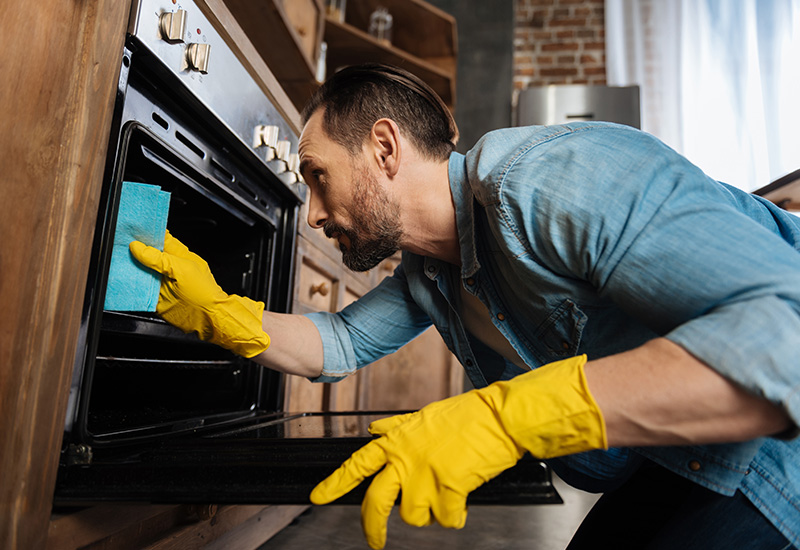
<box><xmin>301</xmin><ymin>63</ymin><xmax>458</xmax><ymax>162</ymax></box>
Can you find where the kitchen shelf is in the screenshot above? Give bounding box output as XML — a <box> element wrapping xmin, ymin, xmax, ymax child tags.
<box><xmin>222</xmin><ymin>0</ymin><xmax>456</xmax><ymax>111</ymax></box>
<box><xmin>221</xmin><ymin>0</ymin><xmax>324</xmax><ymax>112</ymax></box>
<box><xmin>324</xmin><ymin>16</ymin><xmax>456</xmax><ymax>108</ymax></box>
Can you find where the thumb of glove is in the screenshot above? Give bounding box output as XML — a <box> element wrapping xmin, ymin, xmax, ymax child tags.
<box><xmin>129</xmin><ymin>241</ymin><xmax>169</xmax><ymax>276</ymax></box>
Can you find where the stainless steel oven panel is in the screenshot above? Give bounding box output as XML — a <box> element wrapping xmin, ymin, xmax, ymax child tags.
<box><xmin>128</xmin><ymin>0</ymin><xmax>301</xmax><ymax>180</ymax></box>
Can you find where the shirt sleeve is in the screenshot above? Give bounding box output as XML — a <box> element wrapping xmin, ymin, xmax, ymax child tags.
<box><xmin>304</xmin><ymin>262</ymin><xmax>433</xmax><ymax>382</ymax></box>
<box><xmin>503</xmin><ymin>124</ymin><xmax>800</xmax><ymax>426</ymax></box>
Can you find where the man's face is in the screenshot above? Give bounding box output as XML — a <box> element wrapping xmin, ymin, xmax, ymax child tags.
<box><xmin>299</xmin><ymin>111</ymin><xmax>403</xmax><ymax>272</ymax></box>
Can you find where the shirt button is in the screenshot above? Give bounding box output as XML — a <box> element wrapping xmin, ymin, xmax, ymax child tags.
<box><xmin>688</xmin><ymin>460</ymin><xmax>702</xmax><ymax>472</ymax></box>
<box><xmin>561</xmin><ymin>341</ymin><xmax>570</xmax><ymax>350</ymax></box>
<box><xmin>496</xmin><ymin>313</ymin><xmax>505</xmax><ymax>321</ymax></box>
<box><xmin>465</xmin><ymin>359</ymin><xmax>474</xmax><ymax>367</ymax></box>
<box><xmin>466</xmin><ymin>277</ymin><xmax>475</xmax><ymax>286</ymax></box>
<box><xmin>427</xmin><ymin>265</ymin><xmax>436</xmax><ymax>273</ymax></box>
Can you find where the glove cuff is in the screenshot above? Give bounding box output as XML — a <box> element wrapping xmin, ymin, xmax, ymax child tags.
<box><xmin>494</xmin><ymin>355</ymin><xmax>608</xmax><ymax>459</ymax></box>
<box><xmin>209</xmin><ymin>294</ymin><xmax>271</xmax><ymax>358</ymax></box>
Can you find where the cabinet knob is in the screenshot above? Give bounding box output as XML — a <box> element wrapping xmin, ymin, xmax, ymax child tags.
<box><xmin>310</xmin><ymin>282</ymin><xmax>329</xmax><ymax>297</ymax></box>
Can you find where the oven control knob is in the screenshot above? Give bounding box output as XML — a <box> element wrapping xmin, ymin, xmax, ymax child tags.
<box><xmin>186</xmin><ymin>43</ymin><xmax>211</xmax><ymax>74</ymax></box>
<box><xmin>253</xmin><ymin>125</ymin><xmax>279</xmax><ymax>161</ymax></box>
<box><xmin>287</xmin><ymin>153</ymin><xmax>300</xmax><ymax>173</ymax></box>
<box><xmin>279</xmin><ymin>171</ymin><xmax>299</xmax><ymax>185</ymax></box>
<box><xmin>278</xmin><ymin>154</ymin><xmax>302</xmax><ymax>185</ymax></box>
<box><xmin>275</xmin><ymin>140</ymin><xmax>291</xmax><ymax>162</ymax></box>
<box><xmin>159</xmin><ymin>10</ymin><xmax>187</xmax><ymax>43</ymax></box>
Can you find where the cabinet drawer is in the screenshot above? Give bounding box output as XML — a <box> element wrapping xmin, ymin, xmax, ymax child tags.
<box><xmin>296</xmin><ymin>257</ymin><xmax>338</xmax><ymax>311</ymax></box>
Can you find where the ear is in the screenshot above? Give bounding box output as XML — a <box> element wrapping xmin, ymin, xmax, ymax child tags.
<box><xmin>368</xmin><ymin>118</ymin><xmax>401</xmax><ymax>178</ymax></box>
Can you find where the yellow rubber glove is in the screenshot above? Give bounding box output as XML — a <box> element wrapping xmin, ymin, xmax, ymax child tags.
<box><xmin>310</xmin><ymin>355</ymin><xmax>607</xmax><ymax>549</ymax></box>
<box><xmin>129</xmin><ymin>231</ymin><xmax>270</xmax><ymax>358</ymax></box>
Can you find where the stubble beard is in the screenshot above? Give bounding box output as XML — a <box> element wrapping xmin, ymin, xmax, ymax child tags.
<box><xmin>324</xmin><ymin>165</ymin><xmax>403</xmax><ymax>272</ymax></box>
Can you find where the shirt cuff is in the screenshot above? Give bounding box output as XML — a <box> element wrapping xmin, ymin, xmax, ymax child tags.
<box><xmin>304</xmin><ymin>311</ymin><xmax>358</xmax><ymax>383</ymax></box>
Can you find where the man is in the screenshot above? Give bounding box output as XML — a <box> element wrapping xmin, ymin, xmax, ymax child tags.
<box><xmin>130</xmin><ymin>64</ymin><xmax>800</xmax><ymax>549</ymax></box>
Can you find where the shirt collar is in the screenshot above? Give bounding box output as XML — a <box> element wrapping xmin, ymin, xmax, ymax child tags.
<box><xmin>448</xmin><ymin>152</ymin><xmax>481</xmax><ymax>278</ymax></box>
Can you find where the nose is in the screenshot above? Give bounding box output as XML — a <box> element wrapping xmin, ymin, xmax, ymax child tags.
<box><xmin>306</xmin><ymin>190</ymin><xmax>328</xmax><ymax>229</ymax></box>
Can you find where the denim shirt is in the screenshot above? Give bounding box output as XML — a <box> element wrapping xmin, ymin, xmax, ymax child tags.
<box><xmin>306</xmin><ymin>123</ymin><xmax>800</xmax><ymax>545</ymax></box>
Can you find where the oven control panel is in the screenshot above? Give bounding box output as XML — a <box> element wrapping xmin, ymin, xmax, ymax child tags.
<box><xmin>128</xmin><ymin>0</ymin><xmax>304</xmax><ymax>187</ymax></box>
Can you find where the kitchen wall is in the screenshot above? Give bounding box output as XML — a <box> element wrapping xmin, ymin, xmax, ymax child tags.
<box><xmin>428</xmin><ymin>0</ymin><xmax>515</xmax><ymax>154</ymax></box>
<box><xmin>425</xmin><ymin>0</ymin><xmax>608</xmax><ymax>151</ymax></box>
<box><xmin>513</xmin><ymin>0</ymin><xmax>607</xmax><ymax>98</ymax></box>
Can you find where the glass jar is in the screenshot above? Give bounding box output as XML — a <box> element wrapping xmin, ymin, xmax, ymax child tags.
<box><xmin>326</xmin><ymin>0</ymin><xmax>346</xmax><ymax>23</ymax></box>
<box><xmin>368</xmin><ymin>7</ymin><xmax>393</xmax><ymax>45</ymax></box>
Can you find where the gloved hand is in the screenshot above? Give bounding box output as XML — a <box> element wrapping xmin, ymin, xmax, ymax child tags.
<box><xmin>310</xmin><ymin>355</ymin><xmax>607</xmax><ymax>549</ymax></box>
<box><xmin>129</xmin><ymin>231</ymin><xmax>270</xmax><ymax>358</ymax></box>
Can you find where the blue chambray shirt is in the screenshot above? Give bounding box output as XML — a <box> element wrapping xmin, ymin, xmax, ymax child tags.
<box><xmin>306</xmin><ymin>123</ymin><xmax>800</xmax><ymax>545</ymax></box>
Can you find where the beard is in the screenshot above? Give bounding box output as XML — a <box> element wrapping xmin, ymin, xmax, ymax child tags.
<box><xmin>324</xmin><ymin>165</ymin><xmax>403</xmax><ymax>272</ymax></box>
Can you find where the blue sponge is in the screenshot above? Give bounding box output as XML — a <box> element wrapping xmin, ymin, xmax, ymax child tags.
<box><xmin>103</xmin><ymin>181</ymin><xmax>170</xmax><ymax>312</ymax></box>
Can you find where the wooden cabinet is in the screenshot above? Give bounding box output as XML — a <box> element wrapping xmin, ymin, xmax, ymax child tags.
<box><xmin>224</xmin><ymin>0</ymin><xmax>457</xmax><ymax>111</ymax></box>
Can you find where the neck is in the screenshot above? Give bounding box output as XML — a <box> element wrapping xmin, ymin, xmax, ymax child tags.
<box><xmin>395</xmin><ymin>156</ymin><xmax>461</xmax><ymax>266</ymax></box>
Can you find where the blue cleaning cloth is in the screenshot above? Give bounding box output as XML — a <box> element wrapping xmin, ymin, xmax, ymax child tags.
<box><xmin>104</xmin><ymin>181</ymin><xmax>171</xmax><ymax>312</ymax></box>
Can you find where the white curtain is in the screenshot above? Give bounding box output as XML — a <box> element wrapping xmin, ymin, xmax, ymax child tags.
<box><xmin>606</xmin><ymin>0</ymin><xmax>800</xmax><ymax>191</ymax></box>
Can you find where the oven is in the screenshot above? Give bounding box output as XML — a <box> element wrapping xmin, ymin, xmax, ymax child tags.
<box><xmin>54</xmin><ymin>0</ymin><xmax>559</xmax><ymax>506</ymax></box>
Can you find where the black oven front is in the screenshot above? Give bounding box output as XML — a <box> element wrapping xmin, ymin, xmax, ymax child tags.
<box><xmin>54</xmin><ymin>0</ymin><xmax>559</xmax><ymax>506</ymax></box>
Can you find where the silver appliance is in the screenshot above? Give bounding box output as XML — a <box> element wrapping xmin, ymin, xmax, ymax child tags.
<box><xmin>517</xmin><ymin>84</ymin><xmax>641</xmax><ymax>129</ymax></box>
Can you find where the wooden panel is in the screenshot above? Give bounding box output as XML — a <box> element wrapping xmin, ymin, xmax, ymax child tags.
<box><xmin>0</xmin><ymin>1</ymin><xmax>131</xmax><ymax>548</ymax></box>
<box><xmin>47</xmin><ymin>504</ymin><xmax>307</xmax><ymax>550</ymax></box>
<box><xmin>297</xmin><ymin>259</ymin><xmax>338</xmax><ymax>310</ymax></box>
<box><xmin>282</xmin><ymin>0</ymin><xmax>325</xmax><ymax>64</ymax></box>
<box><xmin>366</xmin><ymin>327</ymin><xmax>459</xmax><ymax>410</ymax></box>
<box><xmin>148</xmin><ymin>505</ymin><xmax>306</xmax><ymax>550</ymax></box>
<box><xmin>294</xmin><ymin>235</ymin><xmax>340</xmax><ymax>312</ymax></box>
<box><xmin>220</xmin><ymin>0</ymin><xmax>321</xmax><ymax>111</ymax></box>
<box><xmin>48</xmin><ymin>505</ymin><xmax>180</xmax><ymax>550</ymax></box>
<box><xmin>285</xmin><ymin>375</ymin><xmax>327</xmax><ymax>412</ymax></box>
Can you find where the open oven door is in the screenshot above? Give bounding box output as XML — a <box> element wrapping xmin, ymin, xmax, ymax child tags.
<box><xmin>55</xmin><ymin>410</ymin><xmax>561</xmax><ymax>506</ymax></box>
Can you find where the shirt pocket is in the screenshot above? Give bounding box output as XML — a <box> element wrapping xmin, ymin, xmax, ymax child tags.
<box><xmin>536</xmin><ymin>299</ymin><xmax>588</xmax><ymax>359</ymax></box>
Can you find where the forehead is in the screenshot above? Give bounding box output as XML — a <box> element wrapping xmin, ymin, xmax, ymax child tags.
<box><xmin>298</xmin><ymin>110</ymin><xmax>359</xmax><ymax>173</ymax></box>
<box><xmin>298</xmin><ymin>110</ymin><xmax>334</xmax><ymax>154</ymax></box>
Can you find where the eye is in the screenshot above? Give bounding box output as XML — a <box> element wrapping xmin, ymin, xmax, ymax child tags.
<box><xmin>312</xmin><ymin>170</ymin><xmax>327</xmax><ymax>189</ymax></box>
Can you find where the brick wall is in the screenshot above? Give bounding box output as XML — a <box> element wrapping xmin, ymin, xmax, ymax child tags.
<box><xmin>513</xmin><ymin>0</ymin><xmax>606</xmax><ymax>95</ymax></box>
